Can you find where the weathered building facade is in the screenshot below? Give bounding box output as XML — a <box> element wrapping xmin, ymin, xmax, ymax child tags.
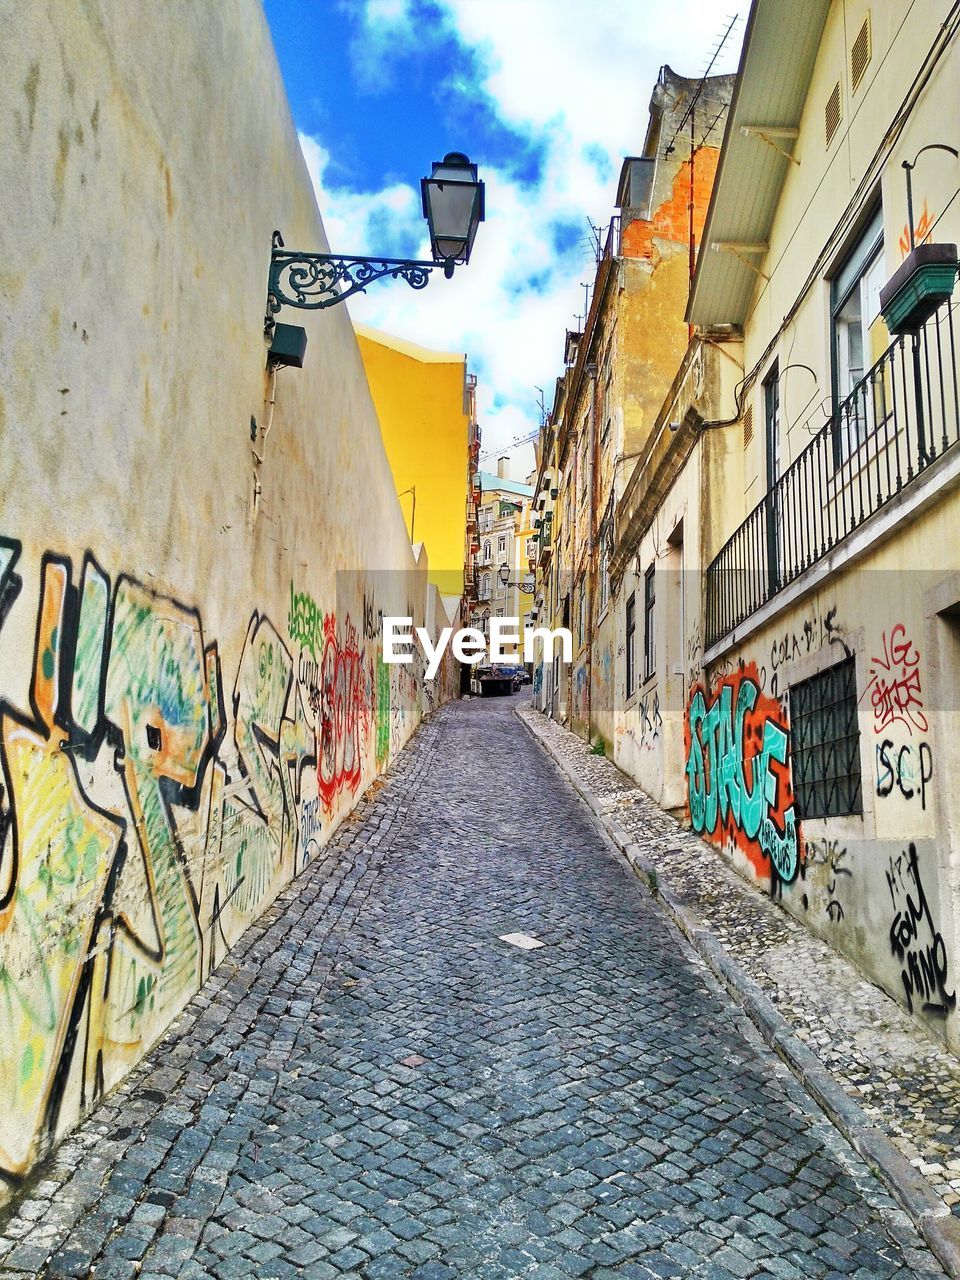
<box><xmin>529</xmin><ymin>0</ymin><xmax>960</xmax><ymax>1049</ymax></box>
<box><xmin>536</xmin><ymin>0</ymin><xmax>960</xmax><ymax>1049</ymax></box>
<box><xmin>0</xmin><ymin>0</ymin><xmax>459</xmax><ymax>1190</ymax></box>
<box><xmin>472</xmin><ymin>461</ymin><xmax>534</xmax><ymax>640</ymax></box>
<box><xmin>680</xmin><ymin>0</ymin><xmax>960</xmax><ymax>1044</ymax></box>
<box><xmin>531</xmin><ymin>65</ymin><xmax>734</xmax><ymax>740</ymax></box>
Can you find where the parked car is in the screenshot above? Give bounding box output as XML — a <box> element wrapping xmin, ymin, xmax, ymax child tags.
<box><xmin>474</xmin><ymin>665</ymin><xmax>521</xmax><ymax>696</ymax></box>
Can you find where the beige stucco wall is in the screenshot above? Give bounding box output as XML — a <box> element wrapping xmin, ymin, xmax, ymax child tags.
<box><xmin>678</xmin><ymin>0</ymin><xmax>960</xmax><ymax>1046</ymax></box>
<box><xmin>693</xmin><ymin>496</ymin><xmax>960</xmax><ymax>1042</ymax></box>
<box><xmin>732</xmin><ymin>0</ymin><xmax>960</xmax><ymax>516</ymax></box>
<box><xmin>0</xmin><ymin>0</ymin><xmax>453</xmax><ymax>1190</ymax></box>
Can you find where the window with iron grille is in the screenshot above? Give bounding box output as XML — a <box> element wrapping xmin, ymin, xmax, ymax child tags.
<box><xmin>790</xmin><ymin>657</ymin><xmax>862</xmax><ymax>818</ymax></box>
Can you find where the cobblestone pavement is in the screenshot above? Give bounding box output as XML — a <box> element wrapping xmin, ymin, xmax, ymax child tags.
<box><xmin>0</xmin><ymin>697</ymin><xmax>947</xmax><ymax>1279</ymax></box>
<box><xmin>516</xmin><ymin>701</ymin><xmax>960</xmax><ymax>1215</ymax></box>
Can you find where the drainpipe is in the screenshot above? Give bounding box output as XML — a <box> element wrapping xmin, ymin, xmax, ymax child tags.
<box><xmin>585</xmin><ymin>360</ymin><xmax>599</xmax><ymax>738</ymax></box>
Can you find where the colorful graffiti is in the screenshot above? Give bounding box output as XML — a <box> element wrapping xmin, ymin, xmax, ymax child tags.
<box><xmin>685</xmin><ymin>664</ymin><xmax>798</xmax><ymax>883</ymax></box>
<box><xmin>0</xmin><ymin>548</ymin><xmax>427</xmax><ymax>1188</ymax></box>
<box><xmin>317</xmin><ymin>614</ymin><xmax>370</xmax><ymax>813</ymax></box>
<box><xmin>864</xmin><ymin>623</ymin><xmax>927</xmax><ymax>735</ymax></box>
<box><xmin>376</xmin><ymin>657</ymin><xmax>391</xmax><ymax>766</ymax></box>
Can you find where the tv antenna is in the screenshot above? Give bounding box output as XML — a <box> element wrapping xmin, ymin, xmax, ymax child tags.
<box><xmin>663</xmin><ymin>13</ymin><xmax>740</xmax><ymax>159</ymax></box>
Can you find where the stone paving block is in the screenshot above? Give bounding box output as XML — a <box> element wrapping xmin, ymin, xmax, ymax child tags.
<box><xmin>0</xmin><ymin>701</ymin><xmax>950</xmax><ymax>1279</ymax></box>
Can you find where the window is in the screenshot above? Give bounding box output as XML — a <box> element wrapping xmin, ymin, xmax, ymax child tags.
<box><xmin>599</xmin><ymin>532</ymin><xmax>610</xmax><ymax>614</ymax></box>
<box><xmin>790</xmin><ymin>657</ymin><xmax>862</xmax><ymax>818</ymax></box>
<box><xmin>831</xmin><ymin>205</ymin><xmax>887</xmax><ymax>460</ymax></box>
<box><xmin>479</xmin><ymin>572</ymin><xmax>491</xmax><ymax>600</ymax></box>
<box><xmin>577</xmin><ymin>583</ymin><xmax>585</xmax><ymax>648</ymax></box>
<box><xmin>763</xmin><ymin>363</ymin><xmax>783</xmax><ymax>592</ymax></box>
<box><xmin>479</xmin><ymin>509</ymin><xmax>492</xmax><ymax>532</ymax></box>
<box><xmin>643</xmin><ymin>566</ymin><xmax>656</xmax><ymax>680</ymax></box>
<box><xmin>602</xmin><ymin>367</ymin><xmax>613</xmax><ymax>454</ymax></box>
<box><xmin>482</xmin><ymin>540</ymin><xmax>491</xmax><ymax>563</ymax></box>
<box><xmin>763</xmin><ymin>363</ymin><xmax>781</xmax><ymax>490</ymax></box>
<box><xmin>626</xmin><ymin>594</ymin><xmax>636</xmax><ymax>698</ymax></box>
<box><xmin>498</xmin><ymin>535</ymin><xmax>506</xmax><ymax>555</ymax></box>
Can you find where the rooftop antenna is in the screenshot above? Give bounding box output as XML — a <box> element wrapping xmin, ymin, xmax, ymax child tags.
<box><xmin>696</xmin><ymin>103</ymin><xmax>729</xmax><ymax>152</ymax></box>
<box><xmin>663</xmin><ymin>13</ymin><xmax>740</xmax><ymax>159</ymax></box>
<box><xmin>535</xmin><ymin>387</ymin><xmax>548</xmax><ymax>429</ymax></box>
<box><xmin>586</xmin><ymin>218</ymin><xmax>603</xmax><ymax>266</ymax></box>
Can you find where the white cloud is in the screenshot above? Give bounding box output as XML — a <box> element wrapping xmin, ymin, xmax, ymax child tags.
<box><xmin>299</xmin><ymin>1</ymin><xmax>744</xmax><ymax>478</ymax></box>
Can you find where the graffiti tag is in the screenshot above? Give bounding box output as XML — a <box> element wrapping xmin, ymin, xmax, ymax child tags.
<box><xmin>887</xmin><ymin>843</ymin><xmax>954</xmax><ymax>1017</ymax></box>
<box><xmin>864</xmin><ymin>623</ymin><xmax>927</xmax><ymax>735</ymax></box>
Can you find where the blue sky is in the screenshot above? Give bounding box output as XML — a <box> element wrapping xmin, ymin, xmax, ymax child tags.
<box><xmin>263</xmin><ymin>0</ymin><xmax>744</xmax><ymax>477</ymax></box>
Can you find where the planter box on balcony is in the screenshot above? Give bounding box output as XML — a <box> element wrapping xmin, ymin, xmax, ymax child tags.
<box><xmin>880</xmin><ymin>243</ymin><xmax>958</xmax><ymax>334</ymax></box>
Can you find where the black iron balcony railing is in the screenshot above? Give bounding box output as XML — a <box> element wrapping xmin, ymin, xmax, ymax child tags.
<box><xmin>706</xmin><ymin>293</ymin><xmax>960</xmax><ymax>647</ymax></box>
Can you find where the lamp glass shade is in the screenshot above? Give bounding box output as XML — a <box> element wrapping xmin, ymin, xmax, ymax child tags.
<box><xmin>421</xmin><ymin>152</ymin><xmax>485</xmax><ymax>265</ymax></box>
<box><xmin>498</xmin><ymin>564</ymin><xmax>510</xmax><ymax>585</ymax></box>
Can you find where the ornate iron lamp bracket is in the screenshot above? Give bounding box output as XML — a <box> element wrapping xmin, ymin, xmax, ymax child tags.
<box><xmin>265</xmin><ymin>230</ymin><xmax>453</xmax><ymax>332</ymax></box>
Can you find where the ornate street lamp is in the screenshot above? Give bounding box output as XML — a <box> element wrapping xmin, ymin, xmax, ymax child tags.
<box><xmin>498</xmin><ymin>563</ymin><xmax>535</xmax><ymax>593</ymax></box>
<box><xmin>266</xmin><ymin>151</ymin><xmax>484</xmax><ymax>330</ymax></box>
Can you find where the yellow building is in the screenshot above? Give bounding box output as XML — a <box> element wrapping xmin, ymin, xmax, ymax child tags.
<box><xmin>356</xmin><ymin>325</ymin><xmax>472</xmax><ymax>598</ymax></box>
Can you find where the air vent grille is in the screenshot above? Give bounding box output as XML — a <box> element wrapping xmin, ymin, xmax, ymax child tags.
<box><xmin>743</xmin><ymin>403</ymin><xmax>754</xmax><ymax>449</ymax></box>
<box><xmin>825</xmin><ymin>80</ymin><xmax>842</xmax><ymax>146</ymax></box>
<box><xmin>851</xmin><ymin>14</ymin><xmax>871</xmax><ymax>91</ymax></box>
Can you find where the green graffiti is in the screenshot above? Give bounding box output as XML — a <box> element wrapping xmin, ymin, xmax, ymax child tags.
<box><xmin>376</xmin><ymin>657</ymin><xmax>390</xmax><ymax>765</ymax></box>
<box><xmin>287</xmin><ymin>580</ymin><xmax>324</xmax><ymax>659</ymax></box>
<box><xmin>72</xmin><ymin>560</ymin><xmax>109</xmax><ymax>735</ymax></box>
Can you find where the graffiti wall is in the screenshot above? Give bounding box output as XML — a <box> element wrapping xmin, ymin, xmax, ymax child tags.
<box><xmin>685</xmin><ymin>663</ymin><xmax>797</xmax><ymax>885</ymax></box>
<box><xmin>0</xmin><ymin>0</ymin><xmax>460</xmax><ymax>1192</ymax></box>
<box><xmin>0</xmin><ymin>550</ymin><xmax>443</xmax><ymax>1186</ymax></box>
<box><xmin>684</xmin><ymin>583</ymin><xmax>956</xmax><ymax>1037</ymax></box>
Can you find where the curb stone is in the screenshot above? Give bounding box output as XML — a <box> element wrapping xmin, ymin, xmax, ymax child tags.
<box><xmin>516</xmin><ymin>704</ymin><xmax>960</xmax><ymax>1279</ymax></box>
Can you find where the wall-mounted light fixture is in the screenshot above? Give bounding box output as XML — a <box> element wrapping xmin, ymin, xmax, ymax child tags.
<box><xmin>498</xmin><ymin>564</ymin><xmax>535</xmax><ymax>593</ymax></box>
<box><xmin>265</xmin><ymin>152</ymin><xmax>485</xmax><ymax>332</ymax></box>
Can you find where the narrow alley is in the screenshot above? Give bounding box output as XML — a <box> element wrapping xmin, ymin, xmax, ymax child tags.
<box><xmin>1</xmin><ymin>698</ymin><xmax>944</xmax><ymax>1280</ymax></box>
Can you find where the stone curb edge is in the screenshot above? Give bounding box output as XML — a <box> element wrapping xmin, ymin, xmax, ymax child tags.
<box><xmin>515</xmin><ymin>705</ymin><xmax>960</xmax><ymax>1279</ymax></box>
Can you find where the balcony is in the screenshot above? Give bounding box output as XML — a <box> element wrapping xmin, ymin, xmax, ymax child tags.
<box><xmin>705</xmin><ymin>294</ymin><xmax>960</xmax><ymax>648</ymax></box>
<box><xmin>537</xmin><ymin>514</ymin><xmax>553</xmax><ymax>566</ymax></box>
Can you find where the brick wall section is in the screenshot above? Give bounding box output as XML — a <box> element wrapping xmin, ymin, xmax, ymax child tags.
<box><xmin>621</xmin><ymin>147</ymin><xmax>721</xmax><ymax>261</ymax></box>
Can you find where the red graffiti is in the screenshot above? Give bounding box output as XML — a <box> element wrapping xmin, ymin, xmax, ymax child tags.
<box><xmin>898</xmin><ymin>200</ymin><xmax>934</xmax><ymax>259</ymax></box>
<box><xmin>317</xmin><ymin>615</ymin><xmax>370</xmax><ymax>812</ymax></box>
<box><xmin>864</xmin><ymin>624</ymin><xmax>927</xmax><ymax>735</ymax></box>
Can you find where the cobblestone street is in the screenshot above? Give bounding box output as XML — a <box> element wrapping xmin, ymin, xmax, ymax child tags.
<box><xmin>0</xmin><ymin>697</ymin><xmax>947</xmax><ymax>1279</ymax></box>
